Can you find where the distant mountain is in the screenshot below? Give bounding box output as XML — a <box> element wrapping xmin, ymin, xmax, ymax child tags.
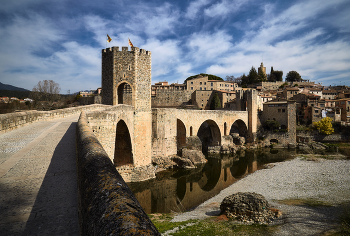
<box><xmin>0</xmin><ymin>82</ymin><xmax>29</xmax><ymax>92</ymax></box>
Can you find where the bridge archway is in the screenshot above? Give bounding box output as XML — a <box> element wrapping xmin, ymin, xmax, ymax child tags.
<box><xmin>197</xmin><ymin>119</ymin><xmax>221</xmax><ymax>153</ymax></box>
<box><xmin>177</xmin><ymin>119</ymin><xmax>186</xmax><ymax>150</ymax></box>
<box><xmin>114</xmin><ymin>119</ymin><xmax>133</xmax><ymax>166</ymax></box>
<box><xmin>117</xmin><ymin>82</ymin><xmax>134</xmax><ymax>106</ymax></box>
<box><xmin>230</xmin><ymin>119</ymin><xmax>248</xmax><ymax>139</ymax></box>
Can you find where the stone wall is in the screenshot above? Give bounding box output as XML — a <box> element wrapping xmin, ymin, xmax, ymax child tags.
<box><xmin>76</xmin><ymin>111</ymin><xmax>160</xmax><ymax>235</ymax></box>
<box><xmin>151</xmin><ymin>89</ymin><xmax>192</xmax><ymax>107</ymax></box>
<box><xmin>0</xmin><ymin>104</ymin><xmax>109</xmax><ymax>134</ymax></box>
<box><xmin>297</xmin><ymin>130</ymin><xmax>350</xmax><ymax>143</ymax></box>
<box><xmin>78</xmin><ymin>96</ymin><xmax>102</xmax><ymax>105</ymax></box>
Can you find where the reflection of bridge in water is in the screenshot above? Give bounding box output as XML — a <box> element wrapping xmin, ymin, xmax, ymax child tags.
<box><xmin>128</xmin><ymin>151</ymin><xmax>259</xmax><ymax>214</ymax></box>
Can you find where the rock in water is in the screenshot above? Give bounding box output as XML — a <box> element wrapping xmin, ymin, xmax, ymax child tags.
<box><xmin>220</xmin><ymin>192</ymin><xmax>281</xmax><ymax>224</ymax></box>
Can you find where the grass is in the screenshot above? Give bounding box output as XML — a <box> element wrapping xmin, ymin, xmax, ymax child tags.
<box><xmin>149</xmin><ymin>213</ymin><xmax>278</xmax><ymax>235</ymax></box>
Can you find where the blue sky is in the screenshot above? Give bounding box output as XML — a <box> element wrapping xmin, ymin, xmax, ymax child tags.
<box><xmin>0</xmin><ymin>0</ymin><xmax>349</xmax><ymax>93</ymax></box>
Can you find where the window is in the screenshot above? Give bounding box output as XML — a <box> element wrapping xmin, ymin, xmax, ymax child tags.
<box><xmin>191</xmin><ymin>81</ymin><xmax>193</xmax><ymax>84</ymax></box>
<box><xmin>204</xmin><ymin>82</ymin><xmax>206</xmax><ymax>85</ymax></box>
<box><xmin>315</xmin><ymin>110</ymin><xmax>319</xmax><ymax>113</ymax></box>
<box><xmin>200</xmin><ymin>87</ymin><xmax>202</xmax><ymax>90</ymax></box>
<box><xmin>278</xmin><ymin>109</ymin><xmax>281</xmax><ymax>112</ymax></box>
<box><xmin>191</xmin><ymin>87</ymin><xmax>193</xmax><ymax>90</ymax></box>
<box><xmin>211</xmin><ymin>88</ymin><xmax>213</xmax><ymax>90</ymax></box>
<box><xmin>211</xmin><ymin>83</ymin><xmax>213</xmax><ymax>86</ymax></box>
<box><xmin>341</xmin><ymin>101</ymin><xmax>345</xmax><ymax>105</ymax></box>
<box><xmin>200</xmin><ymin>82</ymin><xmax>202</xmax><ymax>85</ymax></box>
<box><xmin>282</xmin><ymin>109</ymin><xmax>285</xmax><ymax>112</ymax></box>
<box><xmin>204</xmin><ymin>87</ymin><xmax>206</xmax><ymax>90</ymax></box>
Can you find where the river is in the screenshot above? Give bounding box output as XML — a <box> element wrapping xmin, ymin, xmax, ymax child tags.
<box><xmin>127</xmin><ymin>148</ymin><xmax>298</xmax><ymax>214</ymax></box>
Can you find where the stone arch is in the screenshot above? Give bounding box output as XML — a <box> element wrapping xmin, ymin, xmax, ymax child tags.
<box><xmin>230</xmin><ymin>119</ymin><xmax>248</xmax><ymax>139</ymax></box>
<box><xmin>116</xmin><ymin>81</ymin><xmax>134</xmax><ymax>106</ymax></box>
<box><xmin>177</xmin><ymin>119</ymin><xmax>186</xmax><ymax>150</ymax></box>
<box><xmin>190</xmin><ymin>126</ymin><xmax>193</xmax><ymax>136</ymax></box>
<box><xmin>114</xmin><ymin>119</ymin><xmax>133</xmax><ymax>166</ymax></box>
<box><xmin>197</xmin><ymin>119</ymin><xmax>221</xmax><ymax>153</ymax></box>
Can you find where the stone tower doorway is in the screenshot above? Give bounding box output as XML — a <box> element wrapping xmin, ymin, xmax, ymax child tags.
<box><xmin>117</xmin><ymin>82</ymin><xmax>133</xmax><ymax>106</ymax></box>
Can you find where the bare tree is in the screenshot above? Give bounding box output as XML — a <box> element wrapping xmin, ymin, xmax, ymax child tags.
<box><xmin>31</xmin><ymin>80</ymin><xmax>61</xmax><ymax>102</ymax></box>
<box><xmin>33</xmin><ymin>80</ymin><xmax>61</xmax><ymax>94</ymax></box>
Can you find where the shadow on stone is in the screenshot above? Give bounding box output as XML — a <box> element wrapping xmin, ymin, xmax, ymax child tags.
<box><xmin>22</xmin><ymin>123</ymin><xmax>79</xmax><ymax>235</ymax></box>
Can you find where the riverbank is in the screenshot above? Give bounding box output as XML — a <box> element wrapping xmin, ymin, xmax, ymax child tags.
<box><xmin>152</xmin><ymin>154</ymin><xmax>350</xmax><ymax>235</ymax></box>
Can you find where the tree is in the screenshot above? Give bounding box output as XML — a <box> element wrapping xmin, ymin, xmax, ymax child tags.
<box><xmin>263</xmin><ymin>120</ymin><xmax>280</xmax><ymax>131</ymax></box>
<box><xmin>225</xmin><ymin>75</ymin><xmax>235</xmax><ymax>81</ymax></box>
<box><xmin>248</xmin><ymin>66</ymin><xmax>259</xmax><ymax>84</ymax></box>
<box><xmin>210</xmin><ymin>93</ymin><xmax>221</xmax><ymax>110</ymax></box>
<box><xmin>269</xmin><ymin>69</ymin><xmax>283</xmax><ymax>82</ymax></box>
<box><xmin>31</xmin><ymin>80</ymin><xmax>61</xmax><ymax>101</ymax></box>
<box><xmin>285</xmin><ymin>71</ymin><xmax>302</xmax><ymax>82</ymax></box>
<box><xmin>313</xmin><ymin>117</ymin><xmax>334</xmax><ymax>135</ymax></box>
<box><xmin>258</xmin><ymin>70</ymin><xmax>267</xmax><ymax>82</ymax></box>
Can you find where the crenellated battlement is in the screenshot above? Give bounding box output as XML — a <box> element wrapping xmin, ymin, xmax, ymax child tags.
<box><xmin>102</xmin><ymin>46</ymin><xmax>151</xmax><ymax>56</ymax></box>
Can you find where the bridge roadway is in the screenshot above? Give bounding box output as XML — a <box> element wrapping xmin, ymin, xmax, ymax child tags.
<box><xmin>0</xmin><ymin>114</ymin><xmax>80</xmax><ymax>235</ymax></box>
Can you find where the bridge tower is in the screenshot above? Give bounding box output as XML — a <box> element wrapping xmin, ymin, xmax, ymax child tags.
<box><xmin>101</xmin><ymin>46</ymin><xmax>152</xmax><ymax>167</ymax></box>
<box><xmin>236</xmin><ymin>89</ymin><xmax>257</xmax><ymax>142</ymax></box>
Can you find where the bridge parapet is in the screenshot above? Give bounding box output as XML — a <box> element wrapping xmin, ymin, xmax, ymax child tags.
<box><xmin>0</xmin><ymin>104</ymin><xmax>110</xmax><ymax>134</ymax></box>
<box><xmin>76</xmin><ymin>111</ymin><xmax>159</xmax><ymax>235</ymax></box>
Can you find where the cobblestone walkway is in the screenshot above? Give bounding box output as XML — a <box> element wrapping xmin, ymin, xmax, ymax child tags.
<box><xmin>0</xmin><ymin>115</ymin><xmax>80</xmax><ymax>235</ymax></box>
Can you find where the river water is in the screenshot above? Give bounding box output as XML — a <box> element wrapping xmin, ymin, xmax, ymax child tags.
<box><xmin>127</xmin><ymin>148</ymin><xmax>297</xmax><ymax>214</ymax></box>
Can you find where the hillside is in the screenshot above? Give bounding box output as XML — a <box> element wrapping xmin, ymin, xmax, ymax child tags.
<box><xmin>0</xmin><ymin>82</ymin><xmax>29</xmax><ymax>92</ymax></box>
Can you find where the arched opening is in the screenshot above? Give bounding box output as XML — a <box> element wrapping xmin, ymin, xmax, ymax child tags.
<box><xmin>197</xmin><ymin>120</ymin><xmax>221</xmax><ymax>153</ymax></box>
<box><xmin>177</xmin><ymin>119</ymin><xmax>186</xmax><ymax>150</ymax></box>
<box><xmin>190</xmin><ymin>126</ymin><xmax>193</xmax><ymax>136</ymax></box>
<box><xmin>114</xmin><ymin>120</ymin><xmax>133</xmax><ymax>166</ymax></box>
<box><xmin>117</xmin><ymin>82</ymin><xmax>133</xmax><ymax>105</ymax></box>
<box><xmin>224</xmin><ymin>122</ymin><xmax>227</xmax><ymax>136</ymax></box>
<box><xmin>230</xmin><ymin>119</ymin><xmax>248</xmax><ymax>145</ymax></box>
<box><xmin>270</xmin><ymin>139</ymin><xmax>279</xmax><ymax>144</ymax></box>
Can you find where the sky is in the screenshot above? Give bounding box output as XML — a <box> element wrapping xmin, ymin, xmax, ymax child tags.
<box><xmin>0</xmin><ymin>0</ymin><xmax>349</xmax><ymax>93</ymax></box>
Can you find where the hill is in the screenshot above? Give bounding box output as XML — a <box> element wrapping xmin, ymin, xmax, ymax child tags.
<box><xmin>184</xmin><ymin>73</ymin><xmax>223</xmax><ymax>84</ymax></box>
<box><xmin>0</xmin><ymin>82</ymin><xmax>29</xmax><ymax>92</ymax></box>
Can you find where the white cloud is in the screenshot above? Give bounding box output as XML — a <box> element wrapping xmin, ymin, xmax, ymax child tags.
<box><xmin>185</xmin><ymin>0</ymin><xmax>211</xmax><ymax>19</ymax></box>
<box><xmin>187</xmin><ymin>30</ymin><xmax>233</xmax><ymax>63</ymax></box>
<box><xmin>123</xmin><ymin>2</ymin><xmax>179</xmax><ymax>37</ymax></box>
<box><xmin>141</xmin><ymin>38</ymin><xmax>181</xmax><ymax>78</ymax></box>
<box><xmin>204</xmin><ymin>0</ymin><xmax>248</xmax><ymax>17</ymax></box>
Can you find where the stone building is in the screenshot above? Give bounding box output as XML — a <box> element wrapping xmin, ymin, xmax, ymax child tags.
<box><xmin>283</xmin><ymin>87</ymin><xmax>299</xmax><ymax>100</ymax></box>
<box><xmin>260</xmin><ymin>98</ymin><xmax>296</xmax><ymax>145</ymax></box>
<box><xmin>151</xmin><ymin>82</ymin><xmax>191</xmax><ymax>108</ymax></box>
<box><xmin>191</xmin><ymin>90</ymin><xmax>236</xmax><ymax>110</ymax></box>
<box><xmin>186</xmin><ymin>75</ymin><xmax>238</xmax><ymax>92</ymax></box>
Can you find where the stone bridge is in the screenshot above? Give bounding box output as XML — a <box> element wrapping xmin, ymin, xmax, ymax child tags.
<box><xmin>85</xmin><ymin>103</ymin><xmax>256</xmax><ymax>182</ymax></box>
